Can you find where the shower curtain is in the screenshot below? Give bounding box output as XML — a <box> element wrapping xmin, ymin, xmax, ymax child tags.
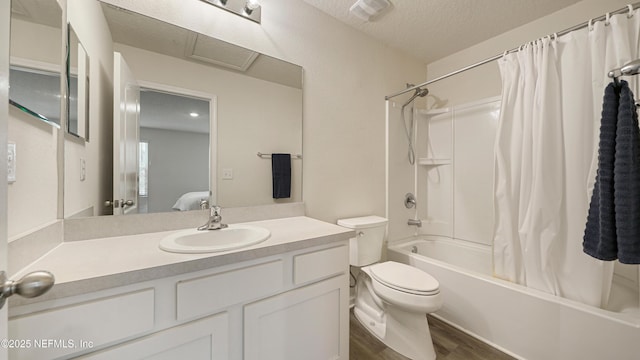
<box><xmin>493</xmin><ymin>9</ymin><xmax>640</xmax><ymax>308</ymax></box>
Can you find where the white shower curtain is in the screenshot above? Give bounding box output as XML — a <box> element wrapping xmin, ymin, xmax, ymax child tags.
<box><xmin>493</xmin><ymin>9</ymin><xmax>640</xmax><ymax>308</ymax></box>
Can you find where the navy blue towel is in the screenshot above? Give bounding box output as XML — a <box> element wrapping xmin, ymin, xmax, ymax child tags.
<box><xmin>614</xmin><ymin>81</ymin><xmax>640</xmax><ymax>264</ymax></box>
<box><xmin>583</xmin><ymin>82</ymin><xmax>619</xmax><ymax>260</ymax></box>
<box><xmin>271</xmin><ymin>153</ymin><xmax>291</xmax><ymax>199</ymax></box>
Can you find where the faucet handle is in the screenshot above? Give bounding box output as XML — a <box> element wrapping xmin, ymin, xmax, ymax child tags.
<box><xmin>200</xmin><ymin>199</ymin><xmax>209</xmax><ymax>210</ymax></box>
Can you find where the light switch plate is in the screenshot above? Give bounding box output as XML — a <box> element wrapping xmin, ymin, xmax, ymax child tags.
<box><xmin>7</xmin><ymin>142</ymin><xmax>16</xmax><ymax>183</ymax></box>
<box><xmin>80</xmin><ymin>158</ymin><xmax>86</xmax><ymax>181</ymax></box>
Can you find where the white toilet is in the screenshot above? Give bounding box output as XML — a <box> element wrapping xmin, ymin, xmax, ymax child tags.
<box><xmin>338</xmin><ymin>216</ymin><xmax>442</xmax><ymax>360</ymax></box>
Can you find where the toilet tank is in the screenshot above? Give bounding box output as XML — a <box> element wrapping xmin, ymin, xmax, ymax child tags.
<box><xmin>337</xmin><ymin>216</ymin><xmax>388</xmax><ymax>266</ymax></box>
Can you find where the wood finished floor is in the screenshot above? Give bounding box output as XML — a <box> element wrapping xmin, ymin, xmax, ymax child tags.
<box><xmin>349</xmin><ymin>311</ymin><xmax>516</xmax><ymax>360</ymax></box>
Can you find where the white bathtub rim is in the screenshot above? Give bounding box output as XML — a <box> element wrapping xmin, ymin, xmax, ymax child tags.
<box><xmin>389</xmin><ymin>237</ymin><xmax>640</xmax><ymax>328</ymax></box>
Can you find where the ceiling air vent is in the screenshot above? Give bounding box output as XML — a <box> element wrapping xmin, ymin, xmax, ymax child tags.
<box><xmin>185</xmin><ymin>33</ymin><xmax>259</xmax><ymax>72</ymax></box>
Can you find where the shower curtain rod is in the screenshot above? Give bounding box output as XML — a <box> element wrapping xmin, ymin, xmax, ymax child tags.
<box><xmin>385</xmin><ymin>2</ymin><xmax>640</xmax><ymax>100</ymax></box>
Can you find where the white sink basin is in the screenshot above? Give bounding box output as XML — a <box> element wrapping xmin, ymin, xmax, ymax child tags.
<box><xmin>159</xmin><ymin>225</ymin><xmax>270</xmax><ymax>254</ymax></box>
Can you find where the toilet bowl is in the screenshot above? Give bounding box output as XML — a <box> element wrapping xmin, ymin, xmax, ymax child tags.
<box><xmin>337</xmin><ymin>216</ymin><xmax>442</xmax><ymax>360</ymax></box>
<box><xmin>355</xmin><ymin>261</ymin><xmax>442</xmax><ymax>360</ymax></box>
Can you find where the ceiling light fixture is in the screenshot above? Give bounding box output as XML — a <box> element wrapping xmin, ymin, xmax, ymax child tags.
<box><xmin>200</xmin><ymin>0</ymin><xmax>261</xmax><ymax>24</ymax></box>
<box><xmin>349</xmin><ymin>0</ymin><xmax>391</xmax><ymax>22</ymax></box>
<box><xmin>244</xmin><ymin>0</ymin><xmax>260</xmax><ymax>15</ymax></box>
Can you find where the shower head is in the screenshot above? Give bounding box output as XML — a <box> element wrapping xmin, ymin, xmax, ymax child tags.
<box><xmin>415</xmin><ymin>87</ymin><xmax>429</xmax><ymax>97</ymax></box>
<box><xmin>402</xmin><ymin>86</ymin><xmax>429</xmax><ymax>107</ymax></box>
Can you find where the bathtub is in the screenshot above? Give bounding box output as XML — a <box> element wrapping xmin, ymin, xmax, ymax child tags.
<box><xmin>387</xmin><ymin>237</ymin><xmax>640</xmax><ymax>360</ymax></box>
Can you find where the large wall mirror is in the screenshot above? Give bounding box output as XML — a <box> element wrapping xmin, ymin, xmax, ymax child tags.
<box><xmin>64</xmin><ymin>0</ymin><xmax>303</xmax><ymax>219</ymax></box>
<box><xmin>8</xmin><ymin>0</ymin><xmax>63</xmax><ymax>240</ymax></box>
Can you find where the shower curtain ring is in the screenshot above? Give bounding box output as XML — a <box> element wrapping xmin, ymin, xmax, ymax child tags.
<box><xmin>628</xmin><ymin>4</ymin><xmax>634</xmax><ymax>18</ymax></box>
<box><xmin>605</xmin><ymin>12</ymin><xmax>611</xmax><ymax>26</ymax></box>
<box><xmin>588</xmin><ymin>19</ymin><xmax>594</xmax><ymax>31</ymax></box>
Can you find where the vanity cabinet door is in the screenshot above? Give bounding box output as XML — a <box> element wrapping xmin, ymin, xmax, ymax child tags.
<box><xmin>78</xmin><ymin>312</ymin><xmax>228</xmax><ymax>360</ymax></box>
<box><xmin>243</xmin><ymin>275</ymin><xmax>349</xmax><ymax>360</ymax></box>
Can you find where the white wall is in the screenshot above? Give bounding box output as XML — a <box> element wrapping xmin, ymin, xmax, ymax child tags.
<box><xmin>388</xmin><ymin>0</ymin><xmax>633</xmax><ymax>242</ymax></box>
<box><xmin>7</xmin><ymin>18</ymin><xmax>61</xmax><ymax>238</ymax></box>
<box><xmin>140</xmin><ymin>127</ymin><xmax>209</xmax><ymax>213</ymax></box>
<box><xmin>65</xmin><ymin>0</ymin><xmax>114</xmax><ymax>217</ymax></box>
<box><xmin>114</xmin><ymin>43</ymin><xmax>303</xmax><ymax>207</ymax></box>
<box><xmin>426</xmin><ymin>0</ymin><xmax>630</xmax><ymax>107</ymax></box>
<box><xmin>102</xmin><ymin>0</ymin><xmax>427</xmax><ymax>224</ymax></box>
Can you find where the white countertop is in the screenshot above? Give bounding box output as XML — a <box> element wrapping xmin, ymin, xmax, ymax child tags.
<box><xmin>11</xmin><ymin>216</ymin><xmax>353</xmax><ymax>305</ymax></box>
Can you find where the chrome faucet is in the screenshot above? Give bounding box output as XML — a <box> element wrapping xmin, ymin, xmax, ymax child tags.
<box><xmin>198</xmin><ymin>205</ymin><xmax>228</xmax><ymax>231</ymax></box>
<box><xmin>408</xmin><ymin>218</ymin><xmax>422</xmax><ymax>227</ymax></box>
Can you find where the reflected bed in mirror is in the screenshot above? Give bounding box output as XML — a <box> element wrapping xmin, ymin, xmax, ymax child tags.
<box><xmin>64</xmin><ymin>0</ymin><xmax>303</xmax><ymax>219</ymax></box>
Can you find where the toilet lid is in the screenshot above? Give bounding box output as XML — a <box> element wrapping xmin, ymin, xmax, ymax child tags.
<box><xmin>370</xmin><ymin>261</ymin><xmax>439</xmax><ymax>295</ymax></box>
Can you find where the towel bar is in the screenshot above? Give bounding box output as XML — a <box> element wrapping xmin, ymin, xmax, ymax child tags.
<box><xmin>257</xmin><ymin>152</ymin><xmax>302</xmax><ymax>159</ymax></box>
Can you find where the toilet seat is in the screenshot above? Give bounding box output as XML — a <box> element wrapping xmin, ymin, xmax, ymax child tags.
<box><xmin>369</xmin><ymin>261</ymin><xmax>439</xmax><ymax>296</ymax></box>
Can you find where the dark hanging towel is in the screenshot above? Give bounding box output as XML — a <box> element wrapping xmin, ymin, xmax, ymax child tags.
<box><xmin>613</xmin><ymin>81</ymin><xmax>640</xmax><ymax>264</ymax></box>
<box><xmin>271</xmin><ymin>153</ymin><xmax>291</xmax><ymax>199</ymax></box>
<box><xmin>583</xmin><ymin>82</ymin><xmax>619</xmax><ymax>261</ymax></box>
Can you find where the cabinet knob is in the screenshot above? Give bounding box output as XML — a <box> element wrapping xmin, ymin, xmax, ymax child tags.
<box><xmin>0</xmin><ymin>270</ymin><xmax>55</xmax><ymax>309</ymax></box>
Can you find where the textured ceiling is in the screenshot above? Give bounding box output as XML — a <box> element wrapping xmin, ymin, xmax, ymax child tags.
<box><xmin>302</xmin><ymin>0</ymin><xmax>581</xmax><ymax>63</ymax></box>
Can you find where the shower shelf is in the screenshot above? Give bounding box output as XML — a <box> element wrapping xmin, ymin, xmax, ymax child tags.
<box><xmin>418</xmin><ymin>158</ymin><xmax>451</xmax><ymax>166</ymax></box>
<box><xmin>418</xmin><ymin>108</ymin><xmax>450</xmax><ymax>116</ymax></box>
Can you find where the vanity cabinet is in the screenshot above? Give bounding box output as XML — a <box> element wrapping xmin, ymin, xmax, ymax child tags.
<box><xmin>8</xmin><ymin>242</ymin><xmax>349</xmax><ymax>360</ymax></box>
<box><xmin>78</xmin><ymin>313</ymin><xmax>229</xmax><ymax>359</ymax></box>
<box><xmin>244</xmin><ymin>276</ymin><xmax>345</xmax><ymax>360</ymax></box>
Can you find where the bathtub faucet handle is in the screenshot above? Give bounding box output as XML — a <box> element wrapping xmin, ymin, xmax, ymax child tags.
<box><xmin>404</xmin><ymin>193</ymin><xmax>417</xmax><ymax>209</ymax></box>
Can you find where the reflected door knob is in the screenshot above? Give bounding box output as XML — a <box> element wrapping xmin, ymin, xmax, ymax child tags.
<box><xmin>0</xmin><ymin>270</ymin><xmax>55</xmax><ymax>309</ymax></box>
<box><xmin>105</xmin><ymin>200</ymin><xmax>134</xmax><ymax>208</ymax></box>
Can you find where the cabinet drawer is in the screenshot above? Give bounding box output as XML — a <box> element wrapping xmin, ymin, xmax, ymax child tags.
<box><xmin>177</xmin><ymin>260</ymin><xmax>284</xmax><ymax>320</ymax></box>
<box><xmin>9</xmin><ymin>288</ymin><xmax>155</xmax><ymax>360</ymax></box>
<box><xmin>293</xmin><ymin>245</ymin><xmax>348</xmax><ymax>285</ymax></box>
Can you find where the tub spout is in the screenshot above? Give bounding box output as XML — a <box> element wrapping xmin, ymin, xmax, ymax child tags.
<box><xmin>408</xmin><ymin>218</ymin><xmax>422</xmax><ymax>227</ymax></box>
